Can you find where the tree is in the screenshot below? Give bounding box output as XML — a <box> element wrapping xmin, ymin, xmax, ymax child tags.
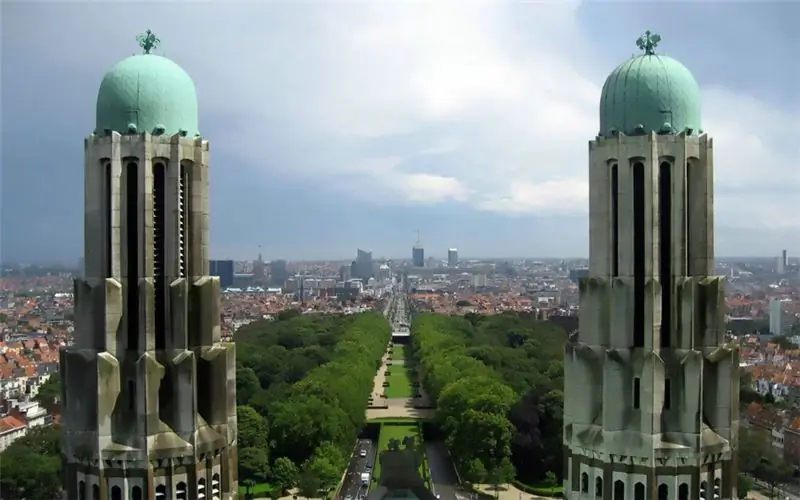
<box><xmin>237</xmin><ymin>367</ymin><xmax>261</xmax><ymax>405</ymax></box>
<box><xmin>0</xmin><ymin>426</ymin><xmax>62</xmax><ymax>500</ymax></box>
<box><xmin>271</xmin><ymin>457</ymin><xmax>300</xmax><ymax>495</ymax></box>
<box><xmin>738</xmin><ymin>475</ymin><xmax>753</xmax><ymax>498</ymax></box>
<box><xmin>297</xmin><ymin>467</ymin><xmax>322</xmax><ymax>499</ymax></box>
<box><xmin>237</xmin><ymin>405</ymin><xmax>270</xmax><ymax>450</ymax></box>
<box><xmin>239</xmin><ymin>447</ymin><xmax>271</xmax><ymax>488</ymax></box>
<box><xmin>412</xmin><ymin>312</ymin><xmax>568</xmax><ymax>485</ymax></box>
<box><xmin>35</xmin><ymin>373</ymin><xmax>61</xmax><ymax>409</ymax></box>
<box><xmin>305</xmin><ymin>443</ymin><xmax>346</xmax><ymax>492</ymax></box>
<box><xmin>235</xmin><ymin>312</ymin><xmax>391</xmax><ymax>476</ymax></box>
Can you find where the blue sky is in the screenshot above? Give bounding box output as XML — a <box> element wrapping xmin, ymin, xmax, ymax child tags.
<box><xmin>2</xmin><ymin>1</ymin><xmax>799</xmax><ymax>263</ymax></box>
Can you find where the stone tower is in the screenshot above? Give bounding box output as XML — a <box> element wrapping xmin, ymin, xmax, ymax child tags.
<box><xmin>60</xmin><ymin>31</ymin><xmax>238</xmax><ymax>500</ymax></box>
<box><xmin>563</xmin><ymin>32</ymin><xmax>739</xmax><ymax>500</ymax></box>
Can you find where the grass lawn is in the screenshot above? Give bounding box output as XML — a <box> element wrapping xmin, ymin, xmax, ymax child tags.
<box><xmin>372</xmin><ymin>421</ymin><xmax>431</xmax><ymax>490</ymax></box>
<box><xmin>239</xmin><ymin>482</ymin><xmax>273</xmax><ymax>495</ymax></box>
<box><xmin>384</xmin><ymin>366</ymin><xmax>414</xmax><ymax>398</ymax></box>
<box><xmin>515</xmin><ymin>480</ymin><xmax>564</xmax><ymax>497</ymax></box>
<box><xmin>389</xmin><ymin>345</ymin><xmax>408</xmax><ymax>361</ymax></box>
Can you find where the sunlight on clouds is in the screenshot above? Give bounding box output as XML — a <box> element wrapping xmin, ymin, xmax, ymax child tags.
<box><xmin>17</xmin><ymin>1</ymin><xmax>795</xmax><ymax>230</ymax></box>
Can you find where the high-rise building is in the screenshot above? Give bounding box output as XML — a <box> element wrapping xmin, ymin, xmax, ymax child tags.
<box><xmin>782</xmin><ymin>249</ymin><xmax>788</xmax><ymax>267</ymax></box>
<box><xmin>339</xmin><ymin>264</ymin><xmax>352</xmax><ymax>282</ymax></box>
<box><xmin>60</xmin><ymin>31</ymin><xmax>238</xmax><ymax>499</ymax></box>
<box><xmin>412</xmin><ymin>246</ymin><xmax>424</xmax><ymax>267</ymax></box>
<box><xmin>253</xmin><ymin>248</ymin><xmax>266</xmax><ymax>283</ymax></box>
<box><xmin>447</xmin><ymin>248</ymin><xmax>458</xmax><ymax>267</ymax></box>
<box><xmin>270</xmin><ymin>259</ymin><xmax>288</xmax><ymax>287</ymax></box>
<box><xmin>210</xmin><ymin>259</ymin><xmax>235</xmax><ymax>289</ymax></box>
<box><xmin>770</xmin><ymin>299</ymin><xmax>782</xmax><ymax>335</ymax></box>
<box><xmin>356</xmin><ymin>249</ymin><xmax>373</xmax><ymax>280</ymax></box>
<box><xmin>564</xmin><ymin>32</ymin><xmax>738</xmax><ymax>500</ymax></box>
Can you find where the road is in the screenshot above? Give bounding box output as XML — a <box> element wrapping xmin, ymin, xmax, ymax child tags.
<box><xmin>340</xmin><ymin>439</ymin><xmax>377</xmax><ymax>500</ymax></box>
<box><xmin>426</xmin><ymin>441</ymin><xmax>462</xmax><ymax>500</ymax></box>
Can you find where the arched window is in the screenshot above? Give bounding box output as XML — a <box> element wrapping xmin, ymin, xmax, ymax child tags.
<box><xmin>212</xmin><ymin>472</ymin><xmax>221</xmax><ymax>499</ymax></box>
<box><xmin>634</xmin><ymin>482</ymin><xmax>645</xmax><ymax>500</ymax></box>
<box><xmin>199</xmin><ymin>478</ymin><xmax>207</xmax><ymax>495</ymax></box>
<box><xmin>111</xmin><ymin>485</ymin><xmax>122</xmax><ymax>500</ymax></box>
<box><xmin>155</xmin><ymin>484</ymin><xmax>167</xmax><ymax>498</ymax></box>
<box><xmin>658</xmin><ymin>483</ymin><xmax>668</xmax><ymax>500</ymax></box>
<box><xmin>177</xmin><ymin>481</ymin><xmax>188</xmax><ymax>500</ymax></box>
<box><xmin>678</xmin><ymin>483</ymin><xmax>689</xmax><ymax>500</ymax></box>
<box><xmin>581</xmin><ymin>472</ymin><xmax>589</xmax><ymax>492</ymax></box>
<box><xmin>92</xmin><ymin>484</ymin><xmax>100</xmax><ymax>500</ymax></box>
<box><xmin>132</xmin><ymin>486</ymin><xmax>143</xmax><ymax>500</ymax></box>
<box><xmin>614</xmin><ymin>479</ymin><xmax>625</xmax><ymax>500</ymax></box>
<box><xmin>595</xmin><ymin>477</ymin><xmax>603</xmax><ymax>497</ymax></box>
<box><xmin>78</xmin><ymin>481</ymin><xmax>86</xmax><ymax>499</ymax></box>
<box><xmin>700</xmin><ymin>480</ymin><xmax>708</xmax><ymax>499</ymax></box>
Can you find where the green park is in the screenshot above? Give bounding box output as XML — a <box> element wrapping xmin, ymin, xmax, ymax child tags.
<box><xmin>370</xmin><ymin>419</ymin><xmax>432</xmax><ymax>491</ymax></box>
<box><xmin>384</xmin><ymin>351</ymin><xmax>415</xmax><ymax>398</ymax></box>
<box><xmin>0</xmin><ymin>308</ymin><xmax>782</xmax><ymax>499</ymax></box>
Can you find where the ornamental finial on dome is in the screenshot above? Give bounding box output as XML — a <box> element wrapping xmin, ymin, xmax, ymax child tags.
<box><xmin>136</xmin><ymin>30</ymin><xmax>161</xmax><ymax>54</ymax></box>
<box><xmin>636</xmin><ymin>30</ymin><xmax>661</xmax><ymax>55</ymax></box>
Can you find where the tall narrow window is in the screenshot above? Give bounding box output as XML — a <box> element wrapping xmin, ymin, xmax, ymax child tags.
<box><xmin>153</xmin><ymin>162</ymin><xmax>166</xmax><ymax>350</ymax></box>
<box><xmin>633</xmin><ymin>377</ymin><xmax>641</xmax><ymax>409</ymax></box>
<box><xmin>634</xmin><ymin>483</ymin><xmax>645</xmax><ymax>500</ymax></box>
<box><xmin>685</xmin><ymin>161</ymin><xmax>692</xmax><ymax>275</ymax></box>
<box><xmin>611</xmin><ymin>164</ymin><xmax>619</xmax><ymax>277</ymax></box>
<box><xmin>633</xmin><ymin>162</ymin><xmax>645</xmax><ymax>347</ymax></box>
<box><xmin>659</xmin><ymin>162</ymin><xmax>672</xmax><ymax>347</ymax></box>
<box><xmin>613</xmin><ymin>480</ymin><xmax>624</xmax><ymax>500</ymax></box>
<box><xmin>179</xmin><ymin>163</ymin><xmax>187</xmax><ymax>278</ymax></box>
<box><xmin>104</xmin><ymin>162</ymin><xmax>112</xmax><ymax>277</ymax></box>
<box><xmin>125</xmin><ymin>162</ymin><xmax>139</xmax><ymax>351</ymax></box>
<box><xmin>664</xmin><ymin>378</ymin><xmax>671</xmax><ymax>410</ymax></box>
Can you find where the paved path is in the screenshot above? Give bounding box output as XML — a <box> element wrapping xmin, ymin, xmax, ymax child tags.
<box><xmin>366</xmin><ymin>407</ymin><xmax>436</xmax><ymax>420</ymax></box>
<box><xmin>426</xmin><ymin>441</ymin><xmax>464</xmax><ymax>500</ymax></box>
<box><xmin>472</xmin><ymin>484</ymin><xmax>551</xmax><ymax>500</ymax></box>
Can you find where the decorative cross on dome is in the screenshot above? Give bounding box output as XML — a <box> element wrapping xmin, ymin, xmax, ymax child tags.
<box><xmin>136</xmin><ymin>30</ymin><xmax>161</xmax><ymax>54</ymax></box>
<box><xmin>636</xmin><ymin>30</ymin><xmax>661</xmax><ymax>55</ymax></box>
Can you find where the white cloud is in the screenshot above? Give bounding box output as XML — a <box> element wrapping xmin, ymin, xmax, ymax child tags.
<box><xmin>13</xmin><ymin>1</ymin><xmax>799</xmax><ymax>230</ymax></box>
<box><xmin>192</xmin><ymin>0</ymin><xmax>800</xmax><ymax>229</ymax></box>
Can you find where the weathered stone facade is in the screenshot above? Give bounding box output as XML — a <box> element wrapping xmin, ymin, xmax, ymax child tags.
<box><xmin>563</xmin><ymin>131</ymin><xmax>740</xmax><ymax>500</ymax></box>
<box><xmin>61</xmin><ymin>132</ymin><xmax>238</xmax><ymax>499</ymax></box>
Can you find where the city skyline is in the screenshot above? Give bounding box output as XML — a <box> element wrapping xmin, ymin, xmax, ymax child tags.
<box><xmin>3</xmin><ymin>2</ymin><xmax>799</xmax><ymax>262</ymax></box>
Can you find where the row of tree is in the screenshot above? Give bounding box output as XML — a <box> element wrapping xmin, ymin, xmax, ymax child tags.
<box><xmin>235</xmin><ymin>311</ymin><xmax>391</xmax><ymax>494</ymax></box>
<box><xmin>0</xmin><ymin>311</ymin><xmax>391</xmax><ymax>499</ymax></box>
<box><xmin>412</xmin><ymin>312</ymin><xmax>566</xmax><ymax>485</ymax></box>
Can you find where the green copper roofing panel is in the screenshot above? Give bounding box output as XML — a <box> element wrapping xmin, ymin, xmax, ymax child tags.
<box><xmin>599</xmin><ymin>32</ymin><xmax>702</xmax><ymax>138</ymax></box>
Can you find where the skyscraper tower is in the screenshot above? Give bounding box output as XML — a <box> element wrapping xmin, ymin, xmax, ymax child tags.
<box><xmin>564</xmin><ymin>32</ymin><xmax>738</xmax><ymax>500</ymax></box>
<box><xmin>60</xmin><ymin>31</ymin><xmax>238</xmax><ymax>500</ymax></box>
<box><xmin>412</xmin><ymin>230</ymin><xmax>425</xmax><ymax>267</ymax></box>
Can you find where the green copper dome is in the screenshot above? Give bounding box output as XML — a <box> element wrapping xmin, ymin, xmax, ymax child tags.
<box><xmin>599</xmin><ymin>32</ymin><xmax>701</xmax><ymax>138</ymax></box>
<box><xmin>95</xmin><ymin>32</ymin><xmax>198</xmax><ymax>137</ymax></box>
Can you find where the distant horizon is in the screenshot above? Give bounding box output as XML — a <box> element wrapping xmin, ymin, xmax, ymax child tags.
<box><xmin>1</xmin><ymin>255</ymin><xmax>793</xmax><ymax>269</ymax></box>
